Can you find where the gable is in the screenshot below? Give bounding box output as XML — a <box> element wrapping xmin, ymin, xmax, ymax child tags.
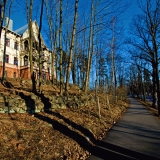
<box><xmin>14</xmin><ymin>21</ymin><xmax>45</xmax><ymax>45</ymax></box>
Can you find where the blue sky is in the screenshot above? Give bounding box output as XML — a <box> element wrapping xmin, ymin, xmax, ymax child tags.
<box><xmin>120</xmin><ymin>0</ymin><xmax>142</xmax><ymax>32</ymax></box>
<box><xmin>10</xmin><ymin>0</ymin><xmax>142</xmax><ymax>33</ymax></box>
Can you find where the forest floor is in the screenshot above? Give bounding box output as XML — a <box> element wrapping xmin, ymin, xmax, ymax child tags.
<box><xmin>0</xmin><ymin>78</ymin><xmax>130</xmax><ymax>160</ymax></box>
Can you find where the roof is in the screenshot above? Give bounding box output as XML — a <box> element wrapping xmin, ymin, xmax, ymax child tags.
<box><xmin>2</xmin><ymin>26</ymin><xmax>21</xmax><ymax>36</ymax></box>
<box><xmin>14</xmin><ymin>24</ymin><xmax>28</xmax><ymax>35</ymax></box>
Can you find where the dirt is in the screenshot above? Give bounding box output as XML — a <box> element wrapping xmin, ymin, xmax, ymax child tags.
<box><xmin>0</xmin><ymin>79</ymin><xmax>130</xmax><ymax>160</ymax></box>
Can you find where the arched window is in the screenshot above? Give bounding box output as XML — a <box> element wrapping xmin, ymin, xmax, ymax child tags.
<box><xmin>6</xmin><ymin>38</ymin><xmax>10</xmax><ymax>47</ymax></box>
<box><xmin>5</xmin><ymin>54</ymin><xmax>9</xmax><ymax>63</ymax></box>
<box><xmin>24</xmin><ymin>55</ymin><xmax>28</xmax><ymax>66</ymax></box>
<box><xmin>24</xmin><ymin>40</ymin><xmax>28</xmax><ymax>50</ymax></box>
<box><xmin>14</xmin><ymin>41</ymin><xmax>19</xmax><ymax>50</ymax></box>
<box><xmin>14</xmin><ymin>57</ymin><xmax>18</xmax><ymax>65</ymax></box>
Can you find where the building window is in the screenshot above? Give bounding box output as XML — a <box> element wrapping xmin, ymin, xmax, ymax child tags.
<box><xmin>14</xmin><ymin>41</ymin><xmax>19</xmax><ymax>50</ymax></box>
<box><xmin>24</xmin><ymin>55</ymin><xmax>28</xmax><ymax>66</ymax></box>
<box><xmin>14</xmin><ymin>57</ymin><xmax>18</xmax><ymax>65</ymax></box>
<box><xmin>24</xmin><ymin>40</ymin><xmax>28</xmax><ymax>51</ymax></box>
<box><xmin>42</xmin><ymin>74</ymin><xmax>46</xmax><ymax>80</ymax></box>
<box><xmin>5</xmin><ymin>54</ymin><xmax>9</xmax><ymax>63</ymax></box>
<box><xmin>6</xmin><ymin>38</ymin><xmax>10</xmax><ymax>47</ymax></box>
<box><xmin>13</xmin><ymin>72</ymin><xmax>16</xmax><ymax>78</ymax></box>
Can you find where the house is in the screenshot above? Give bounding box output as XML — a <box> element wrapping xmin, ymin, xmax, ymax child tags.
<box><xmin>0</xmin><ymin>17</ymin><xmax>53</xmax><ymax>80</ymax></box>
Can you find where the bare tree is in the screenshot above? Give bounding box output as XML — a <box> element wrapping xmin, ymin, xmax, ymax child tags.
<box><xmin>59</xmin><ymin>0</ymin><xmax>63</xmax><ymax>95</ymax></box>
<box><xmin>84</xmin><ymin>0</ymin><xmax>94</xmax><ymax>93</ymax></box>
<box><xmin>111</xmin><ymin>17</ymin><xmax>117</xmax><ymax>102</ymax></box>
<box><xmin>26</xmin><ymin>0</ymin><xmax>35</xmax><ymax>92</ymax></box>
<box><xmin>65</xmin><ymin>0</ymin><xmax>79</xmax><ymax>92</ymax></box>
<box><xmin>0</xmin><ymin>0</ymin><xmax>7</xmax><ymax>39</ymax></box>
<box><xmin>45</xmin><ymin>0</ymin><xmax>58</xmax><ymax>85</ymax></box>
<box><xmin>129</xmin><ymin>0</ymin><xmax>160</xmax><ymax>115</ymax></box>
<box><xmin>38</xmin><ymin>0</ymin><xmax>44</xmax><ymax>93</ymax></box>
<box><xmin>1</xmin><ymin>0</ymin><xmax>14</xmax><ymax>82</ymax></box>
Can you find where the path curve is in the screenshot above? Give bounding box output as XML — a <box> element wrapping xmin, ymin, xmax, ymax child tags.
<box><xmin>87</xmin><ymin>98</ymin><xmax>160</xmax><ymax>160</ymax></box>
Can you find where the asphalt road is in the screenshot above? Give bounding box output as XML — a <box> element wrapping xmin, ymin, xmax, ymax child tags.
<box><xmin>87</xmin><ymin>98</ymin><xmax>160</xmax><ymax>160</ymax></box>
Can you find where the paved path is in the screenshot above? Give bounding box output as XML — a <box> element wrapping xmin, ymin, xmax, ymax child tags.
<box><xmin>87</xmin><ymin>98</ymin><xmax>160</xmax><ymax>160</ymax></box>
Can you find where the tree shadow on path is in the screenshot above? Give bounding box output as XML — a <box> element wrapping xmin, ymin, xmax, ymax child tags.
<box><xmin>33</xmin><ymin>112</ymin><xmax>147</xmax><ymax>160</ymax></box>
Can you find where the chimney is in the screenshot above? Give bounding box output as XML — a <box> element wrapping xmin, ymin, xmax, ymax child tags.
<box><xmin>4</xmin><ymin>17</ymin><xmax>13</xmax><ymax>31</ymax></box>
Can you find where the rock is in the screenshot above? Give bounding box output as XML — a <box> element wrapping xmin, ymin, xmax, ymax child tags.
<box><xmin>13</xmin><ymin>107</ymin><xmax>20</xmax><ymax>113</ymax></box>
<box><xmin>8</xmin><ymin>99</ymin><xmax>15</xmax><ymax>107</ymax></box>
<box><xmin>0</xmin><ymin>95</ymin><xmax>5</xmax><ymax>103</ymax></box>
<box><xmin>27</xmin><ymin>80</ymin><xmax>32</xmax><ymax>85</ymax></box>
<box><xmin>14</xmin><ymin>95</ymin><xmax>21</xmax><ymax>100</ymax></box>
<box><xmin>67</xmin><ymin>97</ymin><xmax>73</xmax><ymax>101</ymax></box>
<box><xmin>66</xmin><ymin>101</ymin><xmax>73</xmax><ymax>108</ymax></box>
<box><xmin>48</xmin><ymin>95</ymin><xmax>52</xmax><ymax>101</ymax></box>
<box><xmin>51</xmin><ymin>104</ymin><xmax>59</xmax><ymax>109</ymax></box>
<box><xmin>81</xmin><ymin>94</ymin><xmax>89</xmax><ymax>101</ymax></box>
<box><xmin>31</xmin><ymin>94</ymin><xmax>37</xmax><ymax>100</ymax></box>
<box><xmin>35</xmin><ymin>109</ymin><xmax>41</xmax><ymax>113</ymax></box>
<box><xmin>18</xmin><ymin>108</ymin><xmax>26</xmax><ymax>113</ymax></box>
<box><xmin>59</xmin><ymin>103</ymin><xmax>66</xmax><ymax>109</ymax></box>
<box><xmin>58</xmin><ymin>97</ymin><xmax>63</xmax><ymax>104</ymax></box>
<box><xmin>0</xmin><ymin>110</ymin><xmax>5</xmax><ymax>113</ymax></box>
<box><xmin>52</xmin><ymin>96</ymin><xmax>56</xmax><ymax>102</ymax></box>
<box><xmin>9</xmin><ymin>109</ymin><xmax>15</xmax><ymax>113</ymax></box>
<box><xmin>21</xmin><ymin>80</ymin><xmax>26</xmax><ymax>84</ymax></box>
<box><xmin>36</xmin><ymin>102</ymin><xmax>44</xmax><ymax>110</ymax></box>
<box><xmin>19</xmin><ymin>101</ymin><xmax>26</xmax><ymax>109</ymax></box>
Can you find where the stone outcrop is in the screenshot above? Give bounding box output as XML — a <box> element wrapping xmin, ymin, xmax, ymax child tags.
<box><xmin>0</xmin><ymin>91</ymin><xmax>96</xmax><ymax>114</ymax></box>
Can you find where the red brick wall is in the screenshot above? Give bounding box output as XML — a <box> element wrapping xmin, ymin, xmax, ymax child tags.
<box><xmin>20</xmin><ymin>67</ymin><xmax>30</xmax><ymax>79</ymax></box>
<box><xmin>0</xmin><ymin>62</ymin><xmax>20</xmax><ymax>78</ymax></box>
<box><xmin>0</xmin><ymin>62</ymin><xmax>51</xmax><ymax>80</ymax></box>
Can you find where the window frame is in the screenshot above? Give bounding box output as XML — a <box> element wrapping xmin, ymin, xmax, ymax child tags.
<box><xmin>24</xmin><ymin>56</ymin><xmax>28</xmax><ymax>66</ymax></box>
<box><xmin>14</xmin><ymin>57</ymin><xmax>18</xmax><ymax>65</ymax></box>
<box><xmin>14</xmin><ymin>41</ymin><xmax>19</xmax><ymax>50</ymax></box>
<box><xmin>42</xmin><ymin>74</ymin><xmax>46</xmax><ymax>80</ymax></box>
<box><xmin>6</xmin><ymin>38</ymin><xmax>10</xmax><ymax>47</ymax></box>
<box><xmin>5</xmin><ymin>54</ymin><xmax>9</xmax><ymax>63</ymax></box>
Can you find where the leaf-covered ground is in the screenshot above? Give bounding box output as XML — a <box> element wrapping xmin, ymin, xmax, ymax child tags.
<box><xmin>0</xmin><ymin>79</ymin><xmax>129</xmax><ymax>160</ymax></box>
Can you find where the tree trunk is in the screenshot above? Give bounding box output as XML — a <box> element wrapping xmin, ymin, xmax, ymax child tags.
<box><xmin>2</xmin><ymin>26</ymin><xmax>7</xmax><ymax>82</ymax></box>
<box><xmin>2</xmin><ymin>0</ymin><xmax>14</xmax><ymax>83</ymax></box>
<box><xmin>27</xmin><ymin>0</ymin><xmax>35</xmax><ymax>92</ymax></box>
<box><xmin>59</xmin><ymin>0</ymin><xmax>63</xmax><ymax>95</ymax></box>
<box><xmin>84</xmin><ymin>0</ymin><xmax>94</xmax><ymax>93</ymax></box>
<box><xmin>111</xmin><ymin>18</ymin><xmax>116</xmax><ymax>101</ymax></box>
<box><xmin>38</xmin><ymin>0</ymin><xmax>44</xmax><ymax>93</ymax></box>
<box><xmin>65</xmin><ymin>0</ymin><xmax>79</xmax><ymax>92</ymax></box>
<box><xmin>45</xmin><ymin>0</ymin><xmax>58</xmax><ymax>85</ymax></box>
<box><xmin>0</xmin><ymin>1</ymin><xmax>6</xmax><ymax>40</ymax></box>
